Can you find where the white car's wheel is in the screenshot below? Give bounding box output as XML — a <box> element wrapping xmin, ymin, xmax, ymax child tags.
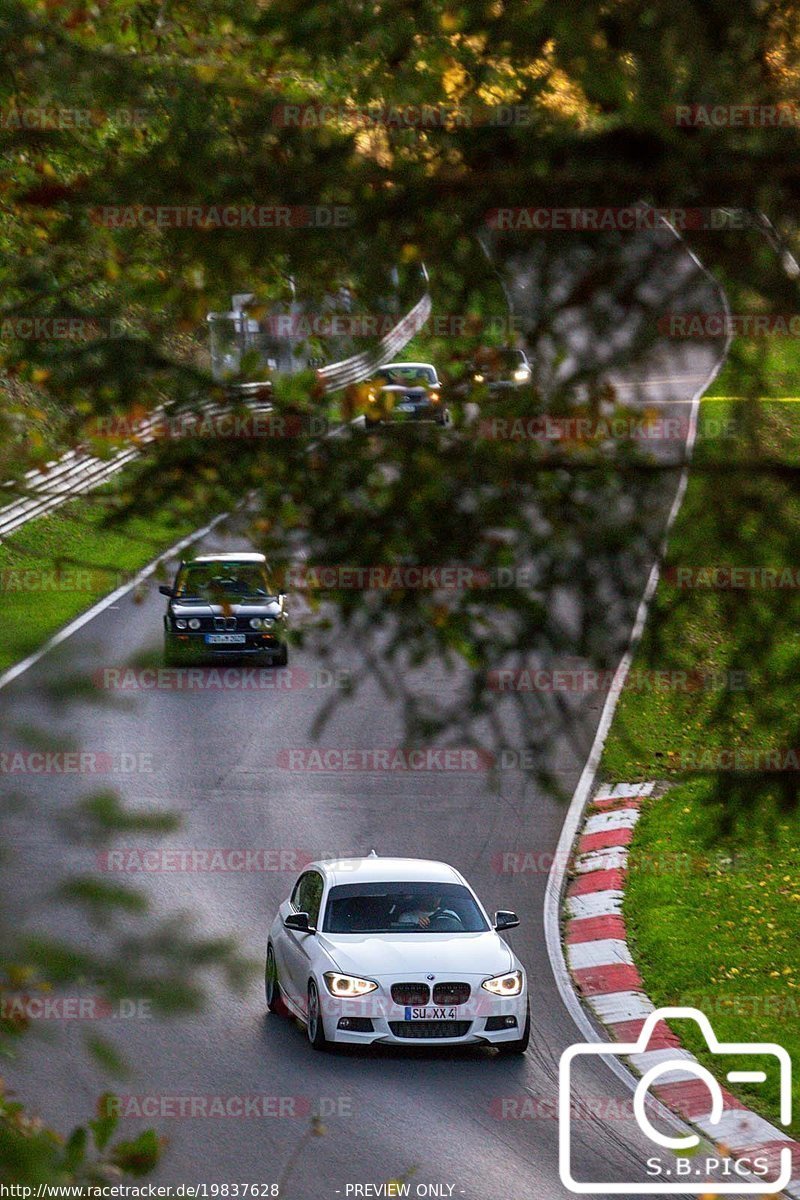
<box><xmin>265</xmin><ymin>945</ymin><xmax>287</xmax><ymax>1016</ymax></box>
<box><xmin>306</xmin><ymin>979</ymin><xmax>328</xmax><ymax>1051</ymax></box>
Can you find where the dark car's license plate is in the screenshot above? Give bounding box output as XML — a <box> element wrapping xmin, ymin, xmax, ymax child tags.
<box><xmin>205</xmin><ymin>633</ymin><xmax>246</xmax><ymax>644</ymax></box>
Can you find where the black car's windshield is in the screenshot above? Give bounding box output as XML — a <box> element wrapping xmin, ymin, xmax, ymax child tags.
<box><xmin>376</xmin><ymin>366</ymin><xmax>436</xmax><ymax>387</ymax></box>
<box><xmin>473</xmin><ymin>350</ymin><xmax>526</xmax><ymax>374</ymax></box>
<box><xmin>323</xmin><ymin>881</ymin><xmax>489</xmax><ymax>934</ymax></box>
<box><xmin>174</xmin><ymin>562</ymin><xmax>273</xmax><ymax>601</ymax></box>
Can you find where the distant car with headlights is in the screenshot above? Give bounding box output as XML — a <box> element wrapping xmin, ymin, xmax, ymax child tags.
<box><xmin>363</xmin><ymin>362</ymin><xmax>449</xmax><ymax>427</ymax></box>
<box><xmin>160</xmin><ymin>552</ymin><xmax>288</xmax><ymax>665</ymax></box>
<box><xmin>265</xmin><ymin>854</ymin><xmax>529</xmax><ymax>1053</ymax></box>
<box><xmin>466</xmin><ymin>347</ymin><xmax>531</xmax><ymax>394</ymax></box>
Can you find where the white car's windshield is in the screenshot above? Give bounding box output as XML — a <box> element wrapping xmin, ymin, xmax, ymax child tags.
<box><xmin>323</xmin><ymin>881</ymin><xmax>489</xmax><ymax>933</ymax></box>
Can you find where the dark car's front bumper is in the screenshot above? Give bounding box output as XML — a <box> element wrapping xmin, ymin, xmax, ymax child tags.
<box><xmin>164</xmin><ymin>630</ymin><xmax>286</xmax><ymax>661</ymax></box>
<box><xmin>372</xmin><ymin>401</ymin><xmax>448</xmax><ymax>424</ymax></box>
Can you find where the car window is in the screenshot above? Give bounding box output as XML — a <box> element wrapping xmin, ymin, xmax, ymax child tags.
<box><xmin>377</xmin><ymin>367</ymin><xmax>436</xmax><ymax>386</ymax></box>
<box><xmin>322</xmin><ymin>881</ymin><xmax>489</xmax><ymax>934</ymax></box>
<box><xmin>292</xmin><ymin>871</ymin><xmax>324</xmax><ymax>925</ymax></box>
<box><xmin>174</xmin><ymin>562</ymin><xmax>272</xmax><ymax>600</ymax></box>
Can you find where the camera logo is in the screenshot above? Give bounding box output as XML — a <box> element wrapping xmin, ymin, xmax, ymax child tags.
<box><xmin>559</xmin><ymin>1006</ymin><xmax>793</xmax><ymax>1194</ymax></box>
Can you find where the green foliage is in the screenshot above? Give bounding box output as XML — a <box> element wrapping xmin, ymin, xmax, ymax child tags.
<box><xmin>4</xmin><ymin>0</ymin><xmax>800</xmax><ymax>1184</ymax></box>
<box><xmin>625</xmin><ymin>782</ymin><xmax>800</xmax><ymax>1135</ymax></box>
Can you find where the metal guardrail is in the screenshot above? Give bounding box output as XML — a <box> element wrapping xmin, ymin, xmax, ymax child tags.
<box><xmin>316</xmin><ymin>290</ymin><xmax>432</xmax><ymax>392</ymax></box>
<box><xmin>0</xmin><ymin>278</ymin><xmax>431</xmax><ymax>540</ymax></box>
<box><xmin>0</xmin><ymin>400</ymin><xmax>273</xmax><ymax>541</ymax></box>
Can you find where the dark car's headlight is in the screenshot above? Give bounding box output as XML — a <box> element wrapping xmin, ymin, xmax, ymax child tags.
<box><xmin>249</xmin><ymin>617</ymin><xmax>274</xmax><ymax>630</ymax></box>
<box><xmin>188</xmin><ymin>618</ymin><xmax>201</xmax><ymax>630</ymax></box>
<box><xmin>173</xmin><ymin>618</ymin><xmax>187</xmax><ymax>630</ymax></box>
<box><xmin>323</xmin><ymin>972</ymin><xmax>378</xmax><ymax>997</ymax></box>
<box><xmin>481</xmin><ymin>969</ymin><xmax>524</xmax><ymax>996</ymax></box>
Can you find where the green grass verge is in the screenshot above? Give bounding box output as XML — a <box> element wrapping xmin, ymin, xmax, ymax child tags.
<box><xmin>603</xmin><ymin>336</ymin><xmax>800</xmax><ymax>1133</ymax></box>
<box><xmin>0</xmin><ymin>490</ymin><xmax>200</xmax><ymax>673</ymax></box>
<box><xmin>603</xmin><ymin>392</ymin><xmax>800</xmax><ymax>782</ymax></box>
<box><xmin>625</xmin><ymin>783</ymin><xmax>800</xmax><ymax>1137</ymax></box>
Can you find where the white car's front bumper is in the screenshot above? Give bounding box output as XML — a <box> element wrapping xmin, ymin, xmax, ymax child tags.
<box><xmin>316</xmin><ymin>980</ymin><xmax>528</xmax><ymax>1046</ymax></box>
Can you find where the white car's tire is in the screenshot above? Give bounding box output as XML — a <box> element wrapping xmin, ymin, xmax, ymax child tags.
<box><xmin>306</xmin><ymin>979</ymin><xmax>329</xmax><ymax>1051</ymax></box>
<box><xmin>265</xmin><ymin>945</ymin><xmax>287</xmax><ymax>1016</ymax></box>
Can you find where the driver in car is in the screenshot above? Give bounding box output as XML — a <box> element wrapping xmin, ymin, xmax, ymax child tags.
<box><xmin>395</xmin><ymin>893</ymin><xmax>460</xmax><ymax>929</ymax></box>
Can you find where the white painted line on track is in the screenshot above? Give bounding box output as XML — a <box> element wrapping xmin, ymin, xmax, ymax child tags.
<box><xmin>0</xmin><ymin>509</ymin><xmax>232</xmax><ymax>694</ymax></box>
<box><xmin>542</xmin><ymin>210</ymin><xmax>733</xmax><ymax>1126</ymax></box>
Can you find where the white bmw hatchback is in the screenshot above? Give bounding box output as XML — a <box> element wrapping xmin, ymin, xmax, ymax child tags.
<box><xmin>265</xmin><ymin>855</ymin><xmax>529</xmax><ymax>1053</ymax></box>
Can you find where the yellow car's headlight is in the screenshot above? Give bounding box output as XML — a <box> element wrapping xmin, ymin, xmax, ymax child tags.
<box><xmin>481</xmin><ymin>969</ymin><xmax>524</xmax><ymax>996</ymax></box>
<box><xmin>323</xmin><ymin>972</ymin><xmax>378</xmax><ymax>997</ymax></box>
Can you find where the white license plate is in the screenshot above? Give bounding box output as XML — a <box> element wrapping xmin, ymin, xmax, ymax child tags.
<box><xmin>205</xmin><ymin>633</ymin><xmax>246</xmax><ymax>644</ymax></box>
<box><xmin>396</xmin><ymin>403</ymin><xmax>416</xmax><ymax>412</ymax></box>
<box><xmin>403</xmin><ymin>1005</ymin><xmax>458</xmax><ymax>1020</ymax></box>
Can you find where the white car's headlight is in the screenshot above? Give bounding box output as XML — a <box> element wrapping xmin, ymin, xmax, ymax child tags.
<box><xmin>481</xmin><ymin>969</ymin><xmax>524</xmax><ymax>996</ymax></box>
<box><xmin>323</xmin><ymin>972</ymin><xmax>378</xmax><ymax>997</ymax></box>
<box><xmin>513</xmin><ymin>367</ymin><xmax>531</xmax><ymax>382</ymax></box>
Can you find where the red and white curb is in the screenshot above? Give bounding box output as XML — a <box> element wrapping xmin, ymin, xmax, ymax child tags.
<box><xmin>564</xmin><ymin>781</ymin><xmax>800</xmax><ymax>1197</ymax></box>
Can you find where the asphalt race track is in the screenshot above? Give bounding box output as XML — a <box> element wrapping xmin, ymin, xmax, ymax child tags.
<box><xmin>1</xmin><ymin>230</ymin><xmax>733</xmax><ymax>1199</ymax></box>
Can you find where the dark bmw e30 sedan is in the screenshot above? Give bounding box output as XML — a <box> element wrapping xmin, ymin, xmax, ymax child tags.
<box><xmin>160</xmin><ymin>552</ymin><xmax>288</xmax><ymax>665</ymax></box>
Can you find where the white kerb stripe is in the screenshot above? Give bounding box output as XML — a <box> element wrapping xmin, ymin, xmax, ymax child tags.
<box><xmin>694</xmin><ymin>1109</ymin><xmax>794</xmax><ymax>1151</ymax></box>
<box><xmin>583</xmin><ymin>810</ymin><xmax>640</xmax><ymax>836</ymax></box>
<box><xmin>574</xmin><ymin>847</ymin><xmax>629</xmax><ymax>874</ymax></box>
<box><xmin>593</xmin><ymin>782</ymin><xmax>656</xmax><ymax>800</ymax></box>
<box><xmin>566</xmin><ymin>890</ymin><xmax>624</xmax><ymax>920</ymax></box>
<box><xmin>627</xmin><ymin>1048</ymin><xmax>698</xmax><ymax>1083</ymax></box>
<box><xmin>588</xmin><ymin>991</ymin><xmax>655</xmax><ymax>1024</ymax></box>
<box><xmin>567</xmin><ymin>940</ymin><xmax>633</xmax><ymax>970</ymax></box>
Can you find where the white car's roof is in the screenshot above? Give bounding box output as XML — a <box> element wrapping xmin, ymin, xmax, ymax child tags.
<box><xmin>379</xmin><ymin>362</ymin><xmax>436</xmax><ymax>372</ymax></box>
<box><xmin>311</xmin><ymin>856</ymin><xmax>463</xmax><ymax>887</ymax></box>
<box><xmin>189</xmin><ymin>552</ymin><xmax>266</xmax><ymax>564</ymax></box>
